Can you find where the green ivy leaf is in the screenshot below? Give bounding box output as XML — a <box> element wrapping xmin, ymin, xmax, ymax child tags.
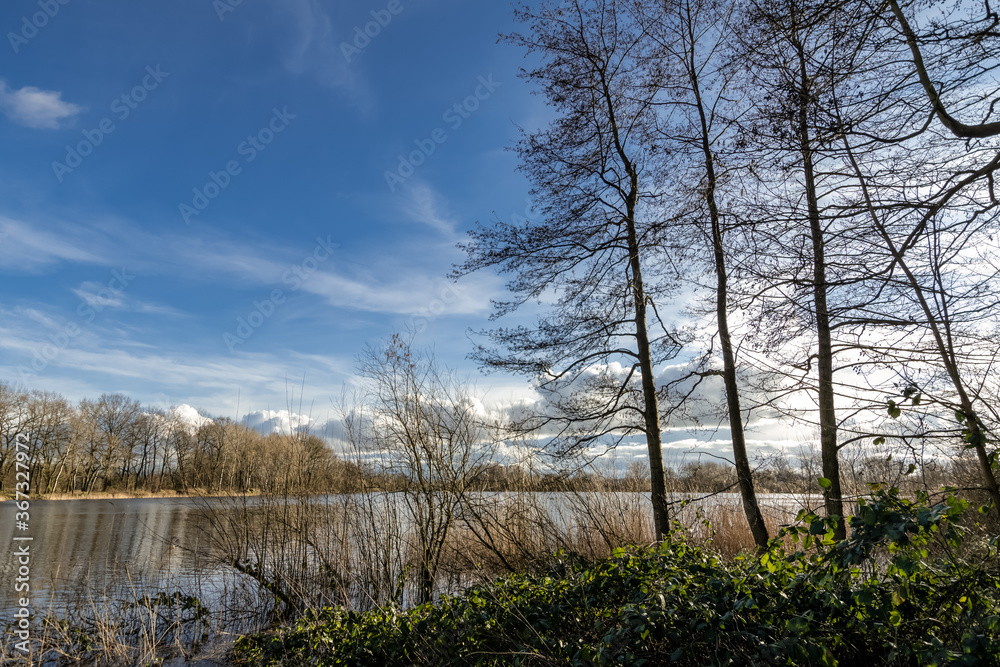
<box><xmin>818</xmin><ymin>477</ymin><xmax>833</xmax><ymax>490</ymax></box>
<box><xmin>786</xmin><ymin>616</ymin><xmax>809</xmax><ymax>634</ymax></box>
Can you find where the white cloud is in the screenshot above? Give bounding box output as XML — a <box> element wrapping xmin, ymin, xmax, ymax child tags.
<box><xmin>0</xmin><ymin>80</ymin><xmax>83</xmax><ymax>129</ymax></box>
<box><xmin>0</xmin><ymin>211</ymin><xmax>502</xmax><ymax>323</ymax></box>
<box><xmin>167</xmin><ymin>404</ymin><xmax>212</xmax><ymax>433</ymax></box>
<box><xmin>242</xmin><ymin>408</ymin><xmax>313</xmax><ymax>435</ymax></box>
<box><xmin>0</xmin><ymin>305</ymin><xmax>356</xmax><ymax>415</ymax></box>
<box><xmin>301</xmin><ymin>269</ymin><xmax>490</xmax><ymax>317</ymax></box>
<box><xmin>278</xmin><ymin>0</ymin><xmax>334</xmax><ymax>70</ymax></box>
<box><xmin>73</xmin><ymin>282</ymin><xmax>126</xmax><ymax>310</ymax></box>
<box><xmin>0</xmin><ymin>217</ymin><xmax>106</xmax><ymax>270</ymax></box>
<box><xmin>71</xmin><ymin>280</ymin><xmax>185</xmax><ymax>317</ymax></box>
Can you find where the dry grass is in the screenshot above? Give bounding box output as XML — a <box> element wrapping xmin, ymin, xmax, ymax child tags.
<box><xmin>0</xmin><ymin>565</ymin><xmax>220</xmax><ymax>666</ymax></box>
<box><xmin>441</xmin><ymin>492</ymin><xmax>801</xmax><ymax>585</ymax></box>
<box><xmin>8</xmin><ymin>488</ymin><xmax>262</xmax><ymax>502</ymax></box>
<box><xmin>677</xmin><ymin>500</ymin><xmax>799</xmax><ymax>558</ymax></box>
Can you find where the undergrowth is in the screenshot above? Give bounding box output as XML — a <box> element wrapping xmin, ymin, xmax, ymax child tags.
<box><xmin>234</xmin><ymin>488</ymin><xmax>1000</xmax><ymax>666</ymax></box>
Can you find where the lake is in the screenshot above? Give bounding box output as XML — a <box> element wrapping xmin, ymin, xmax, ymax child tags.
<box><xmin>0</xmin><ymin>492</ymin><xmax>820</xmax><ymax>663</ymax></box>
<box><xmin>1</xmin><ymin>491</ymin><xmax>819</xmax><ymax>609</ymax></box>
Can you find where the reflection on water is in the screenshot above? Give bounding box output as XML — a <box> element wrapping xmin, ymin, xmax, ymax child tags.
<box><xmin>0</xmin><ymin>497</ymin><xmax>230</xmax><ymax>616</ymax></box>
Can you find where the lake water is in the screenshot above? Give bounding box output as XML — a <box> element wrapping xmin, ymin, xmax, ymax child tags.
<box><xmin>0</xmin><ymin>497</ymin><xmax>264</xmax><ymax>664</ymax></box>
<box><xmin>1</xmin><ymin>492</ymin><xmax>820</xmax><ymax>611</ymax></box>
<box><xmin>0</xmin><ymin>492</ymin><xmax>820</xmax><ymax>662</ymax></box>
<box><xmin>1</xmin><ymin>498</ymin><xmax>229</xmax><ymax>613</ymax></box>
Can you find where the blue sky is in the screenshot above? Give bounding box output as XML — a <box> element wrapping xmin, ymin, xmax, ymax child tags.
<box><xmin>0</xmin><ymin>0</ymin><xmax>820</xmax><ymax>466</ymax></box>
<box><xmin>0</xmin><ymin>0</ymin><xmax>550</xmax><ymax>422</ymax></box>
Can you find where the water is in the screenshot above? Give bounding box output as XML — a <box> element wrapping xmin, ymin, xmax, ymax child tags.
<box><xmin>0</xmin><ymin>497</ymin><xmax>259</xmax><ymax>665</ymax></box>
<box><xmin>1</xmin><ymin>493</ymin><xmax>820</xmax><ymax>607</ymax></box>
<box><xmin>1</xmin><ymin>492</ymin><xmax>821</xmax><ymax>604</ymax></box>
<box><xmin>1</xmin><ymin>498</ymin><xmax>229</xmax><ymax>614</ymax></box>
<box><xmin>0</xmin><ymin>492</ymin><xmax>821</xmax><ymax>662</ymax></box>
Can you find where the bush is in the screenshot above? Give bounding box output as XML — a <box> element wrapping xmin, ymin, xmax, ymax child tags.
<box><xmin>234</xmin><ymin>488</ymin><xmax>1000</xmax><ymax>667</ymax></box>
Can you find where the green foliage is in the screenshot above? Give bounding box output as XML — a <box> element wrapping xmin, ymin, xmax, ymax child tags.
<box><xmin>235</xmin><ymin>489</ymin><xmax>1000</xmax><ymax>667</ymax></box>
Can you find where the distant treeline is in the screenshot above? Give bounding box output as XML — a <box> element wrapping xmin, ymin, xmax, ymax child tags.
<box><xmin>0</xmin><ymin>383</ymin><xmax>980</xmax><ymax>499</ymax></box>
<box><xmin>0</xmin><ymin>384</ymin><xmax>349</xmax><ymax>496</ymax></box>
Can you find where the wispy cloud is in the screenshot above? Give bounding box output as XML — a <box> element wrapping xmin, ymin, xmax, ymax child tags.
<box><xmin>272</xmin><ymin>0</ymin><xmax>349</xmax><ymax>85</ymax></box>
<box><xmin>0</xmin><ymin>306</ymin><xmax>357</xmax><ymax>414</ymax></box>
<box><xmin>300</xmin><ymin>269</ymin><xmax>485</xmax><ymax>316</ymax></box>
<box><xmin>402</xmin><ymin>183</ymin><xmax>458</xmax><ymax>236</ymax></box>
<box><xmin>71</xmin><ymin>281</ymin><xmax>184</xmax><ymax>317</ymax></box>
<box><xmin>0</xmin><ymin>210</ymin><xmax>502</xmax><ymax>324</ymax></box>
<box><xmin>0</xmin><ymin>81</ymin><xmax>83</xmax><ymax>129</ymax></box>
<box><xmin>266</xmin><ymin>0</ymin><xmax>375</xmax><ymax>110</ymax></box>
<box><xmin>0</xmin><ymin>217</ymin><xmax>106</xmax><ymax>270</ymax></box>
<box><xmin>278</xmin><ymin>0</ymin><xmax>335</xmax><ymax>72</ymax></box>
<box><xmin>72</xmin><ymin>282</ymin><xmax>126</xmax><ymax>310</ymax></box>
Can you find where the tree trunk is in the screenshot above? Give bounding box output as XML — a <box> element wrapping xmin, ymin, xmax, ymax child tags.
<box><xmin>795</xmin><ymin>35</ymin><xmax>846</xmax><ymax>540</ymax></box>
<box><xmin>598</xmin><ymin>54</ymin><xmax>671</xmax><ymax>540</ymax></box>
<box><xmin>686</xmin><ymin>11</ymin><xmax>770</xmax><ymax>548</ymax></box>
<box><xmin>625</xmin><ymin>189</ymin><xmax>671</xmax><ymax>540</ymax></box>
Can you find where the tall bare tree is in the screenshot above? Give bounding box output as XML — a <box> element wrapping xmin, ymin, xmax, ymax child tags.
<box><xmin>633</xmin><ymin>0</ymin><xmax>771</xmax><ymax>548</ymax></box>
<box><xmin>725</xmin><ymin>0</ymin><xmax>876</xmax><ymax>538</ymax></box>
<box><xmin>455</xmin><ymin>0</ymin><xmax>685</xmax><ymax>539</ymax></box>
<box><xmin>824</xmin><ymin>0</ymin><xmax>1000</xmax><ymax>515</ymax></box>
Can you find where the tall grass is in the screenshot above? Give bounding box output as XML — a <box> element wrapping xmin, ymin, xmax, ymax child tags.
<box><xmin>1</xmin><ymin>563</ymin><xmax>220</xmax><ymax>666</ymax></box>
<box><xmin>187</xmin><ymin>485</ymin><xmax>806</xmax><ymax>625</ymax></box>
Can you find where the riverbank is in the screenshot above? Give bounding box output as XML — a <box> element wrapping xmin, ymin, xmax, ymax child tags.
<box><xmin>0</xmin><ymin>489</ymin><xmax>261</xmax><ymax>502</ymax></box>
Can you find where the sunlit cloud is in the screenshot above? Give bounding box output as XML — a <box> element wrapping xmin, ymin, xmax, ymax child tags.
<box><xmin>0</xmin><ymin>80</ymin><xmax>83</xmax><ymax>129</ymax></box>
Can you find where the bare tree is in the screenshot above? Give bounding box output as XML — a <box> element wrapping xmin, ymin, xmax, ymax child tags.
<box><xmin>346</xmin><ymin>334</ymin><xmax>495</xmax><ymax>604</ymax></box>
<box><xmin>455</xmin><ymin>0</ymin><xmax>686</xmax><ymax>539</ymax></box>
<box><xmin>634</xmin><ymin>0</ymin><xmax>771</xmax><ymax>548</ymax></box>
<box><xmin>77</xmin><ymin>394</ymin><xmax>142</xmax><ymax>492</ymax></box>
<box><xmin>25</xmin><ymin>391</ymin><xmax>74</xmax><ymax>494</ymax></box>
<box><xmin>724</xmin><ymin>0</ymin><xmax>878</xmax><ymax>539</ymax></box>
<box><xmin>0</xmin><ymin>382</ymin><xmax>28</xmax><ymax>494</ymax></box>
<box><xmin>818</xmin><ymin>0</ymin><xmax>1000</xmax><ymax>515</ymax></box>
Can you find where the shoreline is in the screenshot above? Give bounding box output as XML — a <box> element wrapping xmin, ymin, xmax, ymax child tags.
<box><xmin>0</xmin><ymin>489</ymin><xmax>262</xmax><ymax>502</ymax></box>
